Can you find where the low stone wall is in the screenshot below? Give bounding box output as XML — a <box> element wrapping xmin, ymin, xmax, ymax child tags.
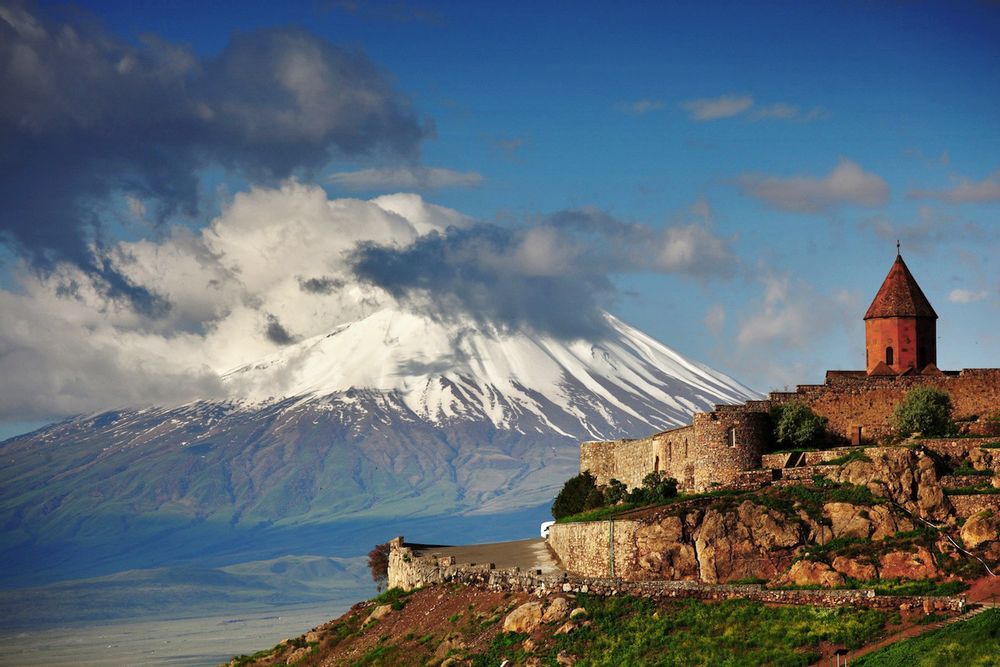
<box><xmin>948</xmin><ymin>494</ymin><xmax>1000</xmax><ymax>519</ymax></box>
<box><xmin>386</xmin><ymin>538</ymin><xmax>965</xmax><ymax>614</ymax></box>
<box><xmin>547</xmin><ymin>520</ymin><xmax>642</xmax><ymax>579</ymax></box>
<box><xmin>920</xmin><ymin>438</ymin><xmax>998</xmax><ymax>459</ymax></box>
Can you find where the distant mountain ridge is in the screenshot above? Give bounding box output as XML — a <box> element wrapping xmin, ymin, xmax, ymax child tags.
<box><xmin>0</xmin><ymin>308</ymin><xmax>758</xmax><ymax>588</ymax></box>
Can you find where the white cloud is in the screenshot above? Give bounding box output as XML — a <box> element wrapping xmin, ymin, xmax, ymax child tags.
<box><xmin>329</xmin><ymin>165</ymin><xmax>483</xmax><ymax>191</ymax></box>
<box><xmin>616</xmin><ymin>99</ymin><xmax>665</xmax><ymax>115</ymax></box>
<box><xmin>0</xmin><ymin>182</ymin><xmax>469</xmax><ymax>419</ymax></box>
<box><xmin>910</xmin><ymin>170</ymin><xmax>1000</xmax><ymax>204</ymax></box>
<box><xmin>681</xmin><ymin>94</ymin><xmax>753</xmax><ymax>120</ymax></box>
<box><xmin>737</xmin><ymin>273</ymin><xmax>856</xmax><ymax>348</ymax></box>
<box><xmin>739</xmin><ymin>158</ymin><xmax>889</xmax><ymax>213</ymax></box>
<box><xmin>752</xmin><ymin>104</ymin><xmax>825</xmax><ymax>121</ymax></box>
<box><xmin>948</xmin><ymin>288</ymin><xmax>989</xmax><ymax>304</ymax></box>
<box><xmin>704</xmin><ymin>304</ymin><xmax>726</xmax><ymax>335</ymax></box>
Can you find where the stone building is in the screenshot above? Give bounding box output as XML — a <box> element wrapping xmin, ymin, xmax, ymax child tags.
<box><xmin>581</xmin><ymin>253</ymin><xmax>1000</xmax><ymax>492</ymax></box>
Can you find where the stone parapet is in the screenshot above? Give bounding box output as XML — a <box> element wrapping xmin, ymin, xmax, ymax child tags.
<box><xmin>386</xmin><ymin>537</ymin><xmax>965</xmax><ymax>614</ymax></box>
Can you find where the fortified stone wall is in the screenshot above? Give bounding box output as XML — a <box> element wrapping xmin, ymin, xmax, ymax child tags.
<box><xmin>791</xmin><ymin>369</ymin><xmax>1000</xmax><ymax>443</ymax></box>
<box><xmin>691</xmin><ymin>406</ymin><xmax>770</xmax><ymax>491</ymax></box>
<box><xmin>546</xmin><ymin>520</ymin><xmax>642</xmax><ymax>579</ymax></box>
<box><xmin>384</xmin><ymin>537</ymin><xmax>965</xmax><ymax>613</ymax></box>
<box><xmin>580</xmin><ymin>425</ymin><xmax>697</xmax><ymax>491</ymax></box>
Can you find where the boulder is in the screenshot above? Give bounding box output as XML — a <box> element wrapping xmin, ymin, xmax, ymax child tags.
<box><xmin>542</xmin><ymin>597</ymin><xmax>571</xmax><ymax>623</ymax></box>
<box><xmin>878</xmin><ymin>546</ymin><xmax>939</xmax><ymax>580</ymax></box>
<box><xmin>556</xmin><ymin>651</ymin><xmax>577</xmax><ymax>666</ymax></box>
<box><xmin>554</xmin><ymin>620</ymin><xmax>576</xmax><ymax>635</ymax></box>
<box><xmin>777</xmin><ymin>560</ymin><xmax>845</xmax><ymax>588</ymax></box>
<box><xmin>831</xmin><ymin>555</ymin><xmax>878</xmax><ymax>581</ymax></box>
<box><xmin>568</xmin><ymin>607</ymin><xmax>588</xmax><ymax>620</ymax></box>
<box><xmin>825</xmin><ymin>502</ymin><xmax>872</xmax><ymax>539</ymax></box>
<box><xmin>285</xmin><ymin>647</ymin><xmax>309</xmax><ymax>665</ymax></box>
<box><xmin>304</xmin><ymin>631</ymin><xmax>320</xmax><ymax>643</ymax></box>
<box><xmin>961</xmin><ymin>511</ymin><xmax>1000</xmax><ymax>549</ymax></box>
<box><xmin>503</xmin><ymin>601</ymin><xmax>544</xmax><ymax>633</ymax></box>
<box><xmin>868</xmin><ymin>505</ymin><xmax>913</xmax><ymax>540</ymax></box>
<box><xmin>365</xmin><ymin>604</ymin><xmax>392</xmax><ymax>623</ymax></box>
<box><xmin>433</xmin><ymin>633</ymin><xmax>467</xmax><ymax>662</ymax></box>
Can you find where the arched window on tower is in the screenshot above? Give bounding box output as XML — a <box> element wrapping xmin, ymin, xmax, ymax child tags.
<box><xmin>654</xmin><ymin>455</ymin><xmax>659</xmax><ymax>473</ymax></box>
<box><xmin>885</xmin><ymin>346</ymin><xmax>894</xmax><ymax>366</ymax></box>
<box><xmin>728</xmin><ymin>427</ymin><xmax>737</xmax><ymax>447</ymax></box>
<box><xmin>667</xmin><ymin>441</ymin><xmax>673</xmax><ymax>460</ymax></box>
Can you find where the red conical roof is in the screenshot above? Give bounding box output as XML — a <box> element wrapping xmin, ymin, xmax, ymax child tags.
<box><xmin>864</xmin><ymin>255</ymin><xmax>937</xmax><ymax>320</ymax></box>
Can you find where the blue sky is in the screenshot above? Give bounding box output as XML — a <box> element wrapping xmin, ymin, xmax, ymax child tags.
<box><xmin>1</xmin><ymin>0</ymin><xmax>999</xmax><ymax>438</ymax></box>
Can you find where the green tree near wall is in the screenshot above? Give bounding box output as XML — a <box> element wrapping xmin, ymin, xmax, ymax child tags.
<box><xmin>893</xmin><ymin>387</ymin><xmax>953</xmax><ymax>437</ymax></box>
<box><xmin>552</xmin><ymin>471</ymin><xmax>598</xmax><ymax>519</ymax></box>
<box><xmin>770</xmin><ymin>401</ymin><xmax>827</xmax><ymax>449</ymax></box>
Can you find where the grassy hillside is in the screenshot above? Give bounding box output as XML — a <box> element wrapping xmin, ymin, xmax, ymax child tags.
<box><xmin>853</xmin><ymin>608</ymin><xmax>1000</xmax><ymax>667</ymax></box>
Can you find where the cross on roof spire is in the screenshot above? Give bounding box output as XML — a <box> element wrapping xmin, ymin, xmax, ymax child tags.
<box><xmin>897</xmin><ymin>240</ymin><xmax>900</xmax><ymax>256</ymax></box>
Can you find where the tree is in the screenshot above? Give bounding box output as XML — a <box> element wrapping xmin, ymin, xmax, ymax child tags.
<box><xmin>894</xmin><ymin>387</ymin><xmax>953</xmax><ymax>437</ymax></box>
<box><xmin>771</xmin><ymin>401</ymin><xmax>827</xmax><ymax>449</ymax></box>
<box><xmin>641</xmin><ymin>470</ymin><xmax>678</xmax><ymax>503</ymax></box>
<box><xmin>603</xmin><ymin>478</ymin><xmax>628</xmax><ymax>505</ymax></box>
<box><xmin>368</xmin><ymin>542</ymin><xmax>390</xmax><ymax>591</ymax></box>
<box><xmin>551</xmin><ymin>471</ymin><xmax>598</xmax><ymax>520</ymax></box>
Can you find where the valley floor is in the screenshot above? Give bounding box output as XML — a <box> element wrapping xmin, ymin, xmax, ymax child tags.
<box><xmin>0</xmin><ymin>602</ymin><xmax>348</xmax><ymax>667</ymax></box>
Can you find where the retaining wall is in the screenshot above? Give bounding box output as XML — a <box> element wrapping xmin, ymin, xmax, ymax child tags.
<box><xmin>385</xmin><ymin>537</ymin><xmax>965</xmax><ymax>613</ymax></box>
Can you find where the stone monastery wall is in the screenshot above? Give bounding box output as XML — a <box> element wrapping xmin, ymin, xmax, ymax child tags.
<box><xmin>789</xmin><ymin>369</ymin><xmax>1000</xmax><ymax>443</ymax></box>
<box><xmin>582</xmin><ymin>369</ymin><xmax>1000</xmax><ymax>493</ymax></box>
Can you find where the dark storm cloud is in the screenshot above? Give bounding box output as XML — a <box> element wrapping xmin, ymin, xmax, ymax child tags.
<box><xmin>265</xmin><ymin>314</ymin><xmax>296</xmax><ymax>345</ymax></box>
<box><xmin>0</xmin><ymin>1</ymin><xmax>430</xmax><ymax>308</ymax></box>
<box><xmin>351</xmin><ymin>224</ymin><xmax>615</xmax><ymax>339</ymax></box>
<box><xmin>298</xmin><ymin>276</ymin><xmax>347</xmax><ymax>294</ymax></box>
<box><xmin>349</xmin><ymin>208</ymin><xmax>735</xmax><ymax>339</ymax></box>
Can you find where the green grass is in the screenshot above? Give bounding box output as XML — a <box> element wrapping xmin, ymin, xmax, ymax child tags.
<box><xmin>853</xmin><ymin>608</ymin><xmax>1000</xmax><ymax>666</ymax></box>
<box><xmin>944</xmin><ymin>486</ymin><xmax>1000</xmax><ymax>496</ymax></box>
<box><xmin>822</xmin><ymin>450</ymin><xmax>873</xmax><ymax>466</ymax></box>
<box><xmin>371</xmin><ymin>586</ymin><xmax>414</xmax><ymax>610</ymax></box>
<box><xmin>981</xmin><ymin>440</ymin><xmax>1000</xmax><ymax>448</ymax></box>
<box><xmin>468</xmin><ymin>596</ymin><xmax>887</xmax><ymax>667</ymax></box>
<box><xmin>556</xmin><ymin>489</ymin><xmax>747</xmax><ymax>523</ymax></box>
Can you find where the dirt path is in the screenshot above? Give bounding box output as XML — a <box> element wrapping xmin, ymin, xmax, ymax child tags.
<box><xmin>810</xmin><ymin>575</ymin><xmax>999</xmax><ymax>666</ymax></box>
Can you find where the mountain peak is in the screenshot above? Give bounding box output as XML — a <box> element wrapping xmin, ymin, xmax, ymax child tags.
<box><xmin>223</xmin><ymin>308</ymin><xmax>758</xmax><ymax>439</ymax></box>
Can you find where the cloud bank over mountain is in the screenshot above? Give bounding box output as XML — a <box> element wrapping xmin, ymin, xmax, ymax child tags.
<box><xmin>0</xmin><ymin>181</ymin><xmax>734</xmax><ymax>421</ymax></box>
<box><xmin>0</xmin><ymin>2</ymin><xmax>429</xmax><ymax>308</ymax></box>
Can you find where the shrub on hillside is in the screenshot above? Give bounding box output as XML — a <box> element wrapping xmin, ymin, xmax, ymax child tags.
<box><xmin>627</xmin><ymin>471</ymin><xmax>678</xmax><ymax>505</ymax></box>
<box><xmin>770</xmin><ymin>401</ymin><xmax>827</xmax><ymax>449</ymax></box>
<box><xmin>893</xmin><ymin>387</ymin><xmax>953</xmax><ymax>437</ymax></box>
<box><xmin>368</xmin><ymin>542</ymin><xmax>390</xmax><ymax>591</ymax></box>
<box><xmin>603</xmin><ymin>478</ymin><xmax>628</xmax><ymax>505</ymax></box>
<box><xmin>552</xmin><ymin>471</ymin><xmax>598</xmax><ymax>519</ymax></box>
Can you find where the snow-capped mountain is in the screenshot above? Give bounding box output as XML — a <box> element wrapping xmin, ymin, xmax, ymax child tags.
<box><xmin>0</xmin><ymin>308</ymin><xmax>757</xmax><ymax>586</ymax></box>
<box><xmin>223</xmin><ymin>308</ymin><xmax>755</xmax><ymax>440</ymax></box>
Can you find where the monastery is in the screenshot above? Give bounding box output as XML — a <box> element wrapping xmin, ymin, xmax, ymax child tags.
<box><xmin>581</xmin><ymin>252</ymin><xmax>1000</xmax><ymax>493</ymax></box>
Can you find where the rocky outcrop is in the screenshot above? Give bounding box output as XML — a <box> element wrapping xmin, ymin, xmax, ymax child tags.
<box><xmin>635</xmin><ymin>515</ymin><xmax>699</xmax><ymax>580</ymax></box>
<box><xmin>961</xmin><ymin>510</ymin><xmax>1000</xmax><ymax>550</ymax></box>
<box><xmin>775</xmin><ymin>560</ymin><xmax>845</xmax><ymax>588</ymax></box>
<box><xmin>831</xmin><ymin>555</ymin><xmax>878</xmax><ymax>581</ymax></box>
<box><xmin>827</xmin><ymin>448</ymin><xmax>948</xmax><ymax>519</ymax></box>
<box><xmin>824</xmin><ymin>502</ymin><xmax>913</xmax><ymax>540</ymax></box>
<box><xmin>692</xmin><ymin>501</ymin><xmax>801</xmax><ymax>584</ymax></box>
<box><xmin>878</xmin><ymin>547</ymin><xmax>939</xmax><ymax>580</ymax></box>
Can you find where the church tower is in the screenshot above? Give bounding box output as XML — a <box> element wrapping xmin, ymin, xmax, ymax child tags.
<box><xmin>863</xmin><ymin>250</ymin><xmax>938</xmax><ymax>374</ymax></box>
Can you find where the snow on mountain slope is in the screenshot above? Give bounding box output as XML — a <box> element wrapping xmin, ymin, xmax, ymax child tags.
<box><xmin>223</xmin><ymin>308</ymin><xmax>759</xmax><ymax>439</ymax></box>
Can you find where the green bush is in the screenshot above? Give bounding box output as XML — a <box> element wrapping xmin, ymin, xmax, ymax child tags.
<box><xmin>771</xmin><ymin>401</ymin><xmax>827</xmax><ymax>449</ymax></box>
<box><xmin>603</xmin><ymin>478</ymin><xmax>628</xmax><ymax>505</ymax></box>
<box><xmin>893</xmin><ymin>387</ymin><xmax>953</xmax><ymax>437</ymax></box>
<box><xmin>552</xmin><ymin>471</ymin><xmax>598</xmax><ymax>519</ymax></box>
